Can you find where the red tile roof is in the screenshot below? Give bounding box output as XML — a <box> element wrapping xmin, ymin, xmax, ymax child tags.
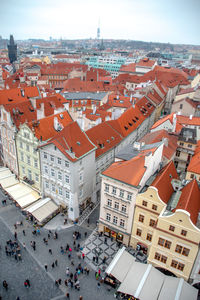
<box><xmin>151</xmin><ymin>161</ymin><xmax>179</xmax><ymax>204</ymax></box>
<box><xmin>120</xmin><ymin>63</ymin><xmax>136</xmax><ymax>73</ymax></box>
<box><xmin>41</xmin><ymin>121</ymin><xmax>96</xmax><ymax>162</ymax></box>
<box><xmin>102</xmin><ymin>155</ymin><xmax>146</xmax><ymax>187</ymax></box>
<box><xmin>0</xmin><ymin>87</ymin><xmax>40</xmax><ymax>105</ymax></box>
<box><xmin>151</xmin><ymin>113</ymin><xmax>175</xmax><ymax>130</ymax></box>
<box><xmin>28</xmin><ymin>111</ymin><xmax>73</xmax><ymax>141</ymax></box>
<box><xmin>140</xmin><ymin>130</ymin><xmax>178</xmax><ymax>161</ymax></box>
<box><xmin>86</xmin><ymin>122</ymin><xmax>122</xmax><ymax>158</ymax></box>
<box><xmin>137</xmin><ymin>58</ymin><xmax>156</xmax><ymax>68</ymax></box>
<box><xmin>107</xmin><ymin>105</ymin><xmax>146</xmax><ymax>138</ymax></box>
<box><xmin>175</xmin><ymin>179</ymin><xmax>200</xmax><ymax>225</ymax></box>
<box><xmin>187</xmin><ymin>152</ymin><xmax>200</xmax><ymax>175</ymax></box>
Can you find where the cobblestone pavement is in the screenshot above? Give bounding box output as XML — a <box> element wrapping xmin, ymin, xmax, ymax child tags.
<box><xmin>0</xmin><ymin>188</ymin><xmax>117</xmax><ymax>300</ymax></box>
<box><xmin>81</xmin><ymin>228</ymin><xmax>121</xmax><ymax>272</ymax></box>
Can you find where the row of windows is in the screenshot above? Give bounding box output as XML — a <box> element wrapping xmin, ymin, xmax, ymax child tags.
<box><xmin>169</xmin><ymin>226</ymin><xmax>187</xmax><ymax>237</ymax></box>
<box><xmin>138</xmin><ymin>214</ymin><xmax>156</xmax><ymax>227</ymax></box>
<box><xmin>44</xmin><ymin>166</ymin><xmax>70</xmax><ymax>183</ymax></box>
<box><xmin>154</xmin><ymin>252</ymin><xmax>185</xmax><ymax>271</ymax></box>
<box><xmin>20</xmin><ymin>152</ymin><xmax>38</xmax><ymax>167</ymax></box>
<box><xmin>142</xmin><ymin>200</ymin><xmax>157</xmax><ymax>211</ymax></box>
<box><xmin>43</xmin><ymin>153</ymin><xmax>70</xmax><ymax>168</ymax></box>
<box><xmin>136</xmin><ymin>228</ymin><xmax>152</xmax><ymax>242</ymax></box>
<box><xmin>45</xmin><ymin>181</ymin><xmax>70</xmax><ymax>199</ymax></box>
<box><xmin>158</xmin><ymin>238</ymin><xmax>190</xmax><ymax>256</ymax></box>
<box><xmin>105</xmin><ymin>184</ymin><xmax>132</xmax><ymax>201</ymax></box>
<box><xmin>21</xmin><ymin>166</ymin><xmax>39</xmax><ymax>182</ymax></box>
<box><xmin>106</xmin><ymin>213</ymin><xmax>125</xmax><ymax>228</ymax></box>
<box><xmin>107</xmin><ymin>199</ymin><xmax>127</xmax><ymax>213</ymax></box>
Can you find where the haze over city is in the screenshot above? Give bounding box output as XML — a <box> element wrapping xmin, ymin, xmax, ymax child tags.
<box><xmin>0</xmin><ymin>0</ymin><xmax>200</xmax><ymax>44</ymax></box>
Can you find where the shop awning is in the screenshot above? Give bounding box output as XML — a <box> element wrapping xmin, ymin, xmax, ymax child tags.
<box><xmin>25</xmin><ymin>198</ymin><xmax>58</xmax><ymax>223</ymax></box>
<box><xmin>106</xmin><ymin>247</ymin><xmax>135</xmax><ymax>282</ymax></box>
<box><xmin>106</xmin><ymin>248</ymin><xmax>198</xmax><ymax>300</ymax></box>
<box><xmin>0</xmin><ymin>175</ymin><xmax>18</xmax><ymax>188</ymax></box>
<box><xmin>158</xmin><ymin>277</ymin><xmax>198</xmax><ymax>300</ymax></box>
<box><xmin>0</xmin><ymin>169</ymin><xmax>13</xmax><ymax>180</ymax></box>
<box><xmin>16</xmin><ymin>191</ymin><xmax>40</xmax><ymax>209</ymax></box>
<box><xmin>6</xmin><ymin>183</ymin><xmax>33</xmax><ymax>199</ymax></box>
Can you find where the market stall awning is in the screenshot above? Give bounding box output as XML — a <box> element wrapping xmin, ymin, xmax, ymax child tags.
<box><xmin>158</xmin><ymin>277</ymin><xmax>198</xmax><ymax>300</ymax></box>
<box><xmin>25</xmin><ymin>198</ymin><xmax>58</xmax><ymax>223</ymax></box>
<box><xmin>0</xmin><ymin>175</ymin><xmax>18</xmax><ymax>188</ymax></box>
<box><xmin>0</xmin><ymin>169</ymin><xmax>13</xmax><ymax>180</ymax></box>
<box><xmin>6</xmin><ymin>183</ymin><xmax>33</xmax><ymax>199</ymax></box>
<box><xmin>16</xmin><ymin>191</ymin><xmax>40</xmax><ymax>209</ymax></box>
<box><xmin>106</xmin><ymin>247</ymin><xmax>135</xmax><ymax>282</ymax></box>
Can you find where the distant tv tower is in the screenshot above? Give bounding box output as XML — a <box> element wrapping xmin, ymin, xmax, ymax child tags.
<box><xmin>97</xmin><ymin>19</ymin><xmax>100</xmax><ymax>39</ymax></box>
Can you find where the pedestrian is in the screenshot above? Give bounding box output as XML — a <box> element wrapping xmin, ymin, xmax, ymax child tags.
<box><xmin>55</xmin><ymin>280</ymin><xmax>59</xmax><ymax>287</ymax></box>
<box><xmin>52</xmin><ymin>262</ymin><xmax>55</xmax><ymax>268</ymax></box>
<box><xmin>95</xmin><ymin>272</ymin><xmax>99</xmax><ymax>280</ymax></box>
<box><xmin>33</xmin><ymin>244</ymin><xmax>36</xmax><ymax>251</ymax></box>
<box><xmin>71</xmin><ymin>260</ymin><xmax>74</xmax><ymax>266</ymax></box>
<box><xmin>24</xmin><ymin>280</ymin><xmax>28</xmax><ymax>288</ymax></box>
<box><xmin>66</xmin><ymin>268</ymin><xmax>70</xmax><ymax>276</ymax></box>
<box><xmin>61</xmin><ymin>246</ymin><xmax>64</xmax><ymax>254</ymax></box>
<box><xmin>44</xmin><ymin>264</ymin><xmax>48</xmax><ymax>271</ymax></box>
<box><xmin>58</xmin><ymin>278</ymin><xmax>62</xmax><ymax>285</ymax></box>
<box><xmin>86</xmin><ymin>268</ymin><xmax>90</xmax><ymax>275</ymax></box>
<box><xmin>68</xmin><ymin>253</ymin><xmax>71</xmax><ymax>259</ymax></box>
<box><xmin>79</xmin><ymin>296</ymin><xmax>83</xmax><ymax>300</ymax></box>
<box><xmin>23</xmin><ymin>242</ymin><xmax>26</xmax><ymax>250</ymax></box>
<box><xmin>22</xmin><ymin>230</ymin><xmax>26</xmax><ymax>236</ymax></box>
<box><xmin>92</xmin><ymin>256</ymin><xmax>95</xmax><ymax>262</ymax></box>
<box><xmin>82</xmin><ymin>253</ymin><xmax>85</xmax><ymax>260</ymax></box>
<box><xmin>66</xmin><ymin>292</ymin><xmax>70</xmax><ymax>298</ymax></box>
<box><xmin>55</xmin><ymin>259</ymin><xmax>58</xmax><ymax>266</ymax></box>
<box><xmin>87</xmin><ymin>218</ymin><xmax>90</xmax><ymax>226</ymax></box>
<box><xmin>98</xmin><ymin>269</ymin><xmax>101</xmax><ymax>276</ymax></box>
<box><xmin>14</xmin><ymin>224</ymin><xmax>17</xmax><ymax>229</ymax></box>
<box><xmin>84</xmin><ymin>232</ymin><xmax>87</xmax><ymax>238</ymax></box>
<box><xmin>104</xmin><ymin>237</ymin><xmax>107</xmax><ymax>244</ymax></box>
<box><xmin>49</xmin><ymin>248</ymin><xmax>52</xmax><ymax>255</ymax></box>
<box><xmin>14</xmin><ymin>232</ymin><xmax>17</xmax><ymax>239</ymax></box>
<box><xmin>96</xmin><ymin>256</ymin><xmax>98</xmax><ymax>263</ymax></box>
<box><xmin>26</xmin><ymin>279</ymin><xmax>30</xmax><ymax>287</ymax></box>
<box><xmin>3</xmin><ymin>280</ymin><xmax>8</xmax><ymax>291</ymax></box>
<box><xmin>97</xmin><ymin>282</ymin><xmax>101</xmax><ymax>289</ymax></box>
<box><xmin>48</xmin><ymin>233</ymin><xmax>50</xmax><ymax>239</ymax></box>
<box><xmin>36</xmin><ymin>228</ymin><xmax>40</xmax><ymax>235</ymax></box>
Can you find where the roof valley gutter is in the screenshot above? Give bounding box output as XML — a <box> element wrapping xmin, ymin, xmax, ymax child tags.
<box><xmin>134</xmin><ymin>264</ymin><xmax>152</xmax><ymax>298</ymax></box>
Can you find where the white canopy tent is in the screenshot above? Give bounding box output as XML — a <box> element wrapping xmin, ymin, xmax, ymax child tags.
<box><xmin>106</xmin><ymin>247</ymin><xmax>198</xmax><ymax>300</ymax></box>
<box><xmin>25</xmin><ymin>198</ymin><xmax>59</xmax><ymax>223</ymax></box>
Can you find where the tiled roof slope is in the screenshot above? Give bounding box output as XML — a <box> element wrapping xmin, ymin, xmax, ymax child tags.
<box><xmin>42</xmin><ymin>121</ymin><xmax>96</xmax><ymax>162</ymax></box>
<box><xmin>175</xmin><ymin>179</ymin><xmax>200</xmax><ymax>225</ymax></box>
<box><xmin>27</xmin><ymin>111</ymin><xmax>73</xmax><ymax>141</ymax></box>
<box><xmin>140</xmin><ymin>130</ymin><xmax>178</xmax><ymax>160</ymax></box>
<box><xmin>151</xmin><ymin>161</ymin><xmax>179</xmax><ymax>204</ymax></box>
<box><xmin>0</xmin><ymin>86</ymin><xmax>39</xmax><ymax>105</ymax></box>
<box><xmin>102</xmin><ymin>155</ymin><xmax>146</xmax><ymax>187</ymax></box>
<box><xmin>4</xmin><ymin>95</ymin><xmax>65</xmax><ymax>129</ymax></box>
<box><xmin>107</xmin><ymin>105</ymin><xmax>146</xmax><ymax>137</ymax></box>
<box><xmin>86</xmin><ymin>122</ymin><xmax>122</xmax><ymax>158</ymax></box>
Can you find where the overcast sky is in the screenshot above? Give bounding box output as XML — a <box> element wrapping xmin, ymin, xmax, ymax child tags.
<box><xmin>0</xmin><ymin>0</ymin><xmax>199</xmax><ymax>44</ymax></box>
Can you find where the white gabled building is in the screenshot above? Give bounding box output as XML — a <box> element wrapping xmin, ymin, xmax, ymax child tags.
<box><xmin>39</xmin><ymin>121</ymin><xmax>97</xmax><ymax>220</ymax></box>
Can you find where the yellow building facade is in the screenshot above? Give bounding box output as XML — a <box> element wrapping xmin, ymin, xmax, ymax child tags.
<box><xmin>130</xmin><ymin>186</ymin><xmax>166</xmax><ymax>254</ymax></box>
<box><xmin>148</xmin><ymin>210</ymin><xmax>200</xmax><ymax>281</ymax></box>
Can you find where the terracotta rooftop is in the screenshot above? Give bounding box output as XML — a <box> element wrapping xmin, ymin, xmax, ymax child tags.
<box><xmin>102</xmin><ymin>155</ymin><xmax>146</xmax><ymax>187</ymax></box>
<box><xmin>86</xmin><ymin>122</ymin><xmax>122</xmax><ymax>158</ymax></box>
<box><xmin>41</xmin><ymin>121</ymin><xmax>96</xmax><ymax>162</ymax></box>
<box><xmin>151</xmin><ymin>161</ymin><xmax>179</xmax><ymax>204</ymax></box>
<box><xmin>140</xmin><ymin>129</ymin><xmax>178</xmax><ymax>161</ymax></box>
<box><xmin>175</xmin><ymin>179</ymin><xmax>200</xmax><ymax>225</ymax></box>
<box><xmin>0</xmin><ymin>86</ymin><xmax>40</xmax><ymax>105</ymax></box>
<box><xmin>27</xmin><ymin>110</ymin><xmax>73</xmax><ymax>141</ymax></box>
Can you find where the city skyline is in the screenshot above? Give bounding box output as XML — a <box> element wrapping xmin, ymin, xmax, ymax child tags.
<box><xmin>0</xmin><ymin>0</ymin><xmax>199</xmax><ymax>45</ymax></box>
